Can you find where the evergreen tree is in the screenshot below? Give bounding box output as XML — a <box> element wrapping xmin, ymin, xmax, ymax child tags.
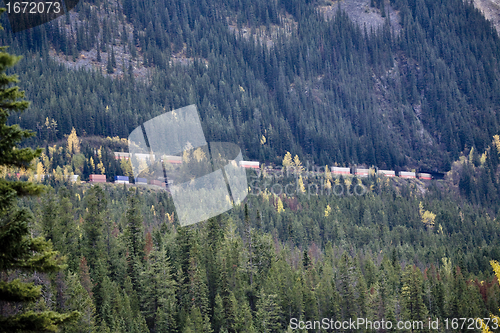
<box><xmin>106</xmin><ymin>52</ymin><xmax>114</xmax><ymax>74</ymax></box>
<box><xmin>0</xmin><ymin>12</ymin><xmax>79</xmax><ymax>330</ymax></box>
<box><xmin>82</xmin><ymin>185</ymin><xmax>108</xmax><ymax>273</ymax></box>
<box><xmin>111</xmin><ymin>47</ymin><xmax>116</xmax><ymax>68</ymax></box>
<box><xmin>64</xmin><ymin>272</ymin><xmax>97</xmax><ymax>333</ymax></box>
<box><xmin>96</xmin><ymin>41</ymin><xmax>101</xmax><ymax>62</ymax></box>
<box><xmin>255</xmin><ymin>290</ymin><xmax>282</xmax><ymax>333</ymax></box>
<box><xmin>401</xmin><ymin>265</ymin><xmax>428</xmax><ymax>330</ymax></box>
<box><xmin>140</xmin><ymin>245</ymin><xmax>177</xmax><ymax>331</ymax></box>
<box><xmin>125</xmin><ymin>189</ymin><xmax>146</xmax><ymax>261</ymax></box>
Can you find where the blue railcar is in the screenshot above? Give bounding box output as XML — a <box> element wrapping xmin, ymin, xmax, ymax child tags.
<box><xmin>135</xmin><ymin>177</ymin><xmax>148</xmax><ymax>184</ymax></box>
<box><xmin>114</xmin><ymin>175</ymin><xmax>130</xmax><ymax>184</ymax></box>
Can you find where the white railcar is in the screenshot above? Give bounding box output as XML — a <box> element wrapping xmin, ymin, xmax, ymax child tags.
<box><xmin>331</xmin><ymin>167</ymin><xmax>351</xmax><ymax>175</ymax></box>
<box><xmin>354</xmin><ymin>168</ymin><xmax>370</xmax><ymax>177</ymax></box>
<box><xmin>239</xmin><ymin>161</ymin><xmax>260</xmax><ymax>169</ymax></box>
<box><xmin>399</xmin><ymin>171</ymin><xmax>416</xmax><ymax>179</ymax></box>
<box><xmin>378</xmin><ymin>170</ymin><xmax>395</xmax><ymax>177</ymax></box>
<box><xmin>114</xmin><ymin>152</ymin><xmax>130</xmax><ymax>160</ymax></box>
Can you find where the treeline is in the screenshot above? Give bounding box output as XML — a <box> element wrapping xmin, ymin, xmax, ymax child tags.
<box><xmin>1</xmin><ymin>0</ymin><xmax>500</xmax><ymax>170</ymax></box>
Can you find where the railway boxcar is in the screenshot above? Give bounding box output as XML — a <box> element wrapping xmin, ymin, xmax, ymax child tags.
<box><xmin>135</xmin><ymin>153</ymin><xmax>154</xmax><ymax>161</ymax></box>
<box><xmin>239</xmin><ymin>161</ymin><xmax>260</xmax><ymax>169</ymax></box>
<box><xmin>399</xmin><ymin>171</ymin><xmax>416</xmax><ymax>179</ymax></box>
<box><xmin>331</xmin><ymin>167</ymin><xmax>351</xmax><ymax>176</ymax></box>
<box><xmin>114</xmin><ymin>152</ymin><xmax>130</xmax><ymax>160</ymax></box>
<box><xmin>89</xmin><ymin>174</ymin><xmax>106</xmax><ymax>183</ymax></box>
<box><xmin>354</xmin><ymin>168</ymin><xmax>370</xmax><ymax>177</ymax></box>
<box><xmin>417</xmin><ymin>173</ymin><xmax>432</xmax><ymax>180</ymax></box>
<box><xmin>149</xmin><ymin>179</ymin><xmax>166</xmax><ymax>188</ymax></box>
<box><xmin>378</xmin><ymin>170</ymin><xmax>396</xmax><ymax>177</ymax></box>
<box><xmin>162</xmin><ymin>155</ymin><xmax>183</xmax><ymax>164</ymax></box>
<box><xmin>135</xmin><ymin>177</ymin><xmax>148</xmax><ymax>185</ymax></box>
<box><xmin>114</xmin><ymin>176</ymin><xmax>130</xmax><ymax>184</ymax></box>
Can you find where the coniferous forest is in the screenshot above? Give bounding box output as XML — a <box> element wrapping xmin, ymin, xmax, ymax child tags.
<box><xmin>1</xmin><ymin>0</ymin><xmax>500</xmax><ymax>332</ymax></box>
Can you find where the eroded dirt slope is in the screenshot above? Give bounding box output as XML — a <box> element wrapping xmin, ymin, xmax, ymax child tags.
<box><xmin>474</xmin><ymin>0</ymin><xmax>500</xmax><ymax>33</ymax></box>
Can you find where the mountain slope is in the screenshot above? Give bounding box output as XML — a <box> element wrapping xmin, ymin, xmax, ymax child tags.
<box><xmin>1</xmin><ymin>0</ymin><xmax>500</xmax><ymax>171</ymax></box>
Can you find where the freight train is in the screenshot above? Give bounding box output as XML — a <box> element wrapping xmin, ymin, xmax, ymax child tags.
<box><xmin>108</xmin><ymin>152</ymin><xmax>437</xmax><ymax>183</ymax></box>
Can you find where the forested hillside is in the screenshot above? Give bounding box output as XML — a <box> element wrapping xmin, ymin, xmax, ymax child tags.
<box><xmin>2</xmin><ymin>0</ymin><xmax>500</xmax><ymax>331</ymax></box>
<box><xmin>1</xmin><ymin>129</ymin><xmax>499</xmax><ymax>331</ymax></box>
<box><xmin>1</xmin><ymin>0</ymin><xmax>500</xmax><ymax>170</ymax></box>
<box><xmin>15</xmin><ymin>172</ymin><xmax>500</xmax><ymax>332</ymax></box>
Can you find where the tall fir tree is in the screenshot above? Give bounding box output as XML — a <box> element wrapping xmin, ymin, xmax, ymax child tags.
<box><xmin>0</xmin><ymin>10</ymin><xmax>79</xmax><ymax>330</ymax></box>
<box><xmin>401</xmin><ymin>265</ymin><xmax>428</xmax><ymax>330</ymax></box>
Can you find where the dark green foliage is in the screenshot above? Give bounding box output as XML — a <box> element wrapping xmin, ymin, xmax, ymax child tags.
<box><xmin>125</xmin><ymin>189</ymin><xmax>146</xmax><ymax>265</ymax></box>
<box><xmin>2</xmin><ymin>0</ymin><xmax>500</xmax><ymax>170</ymax></box>
<box><xmin>401</xmin><ymin>265</ymin><xmax>428</xmax><ymax>325</ymax></box>
<box><xmin>0</xmin><ymin>11</ymin><xmax>79</xmax><ymax>330</ymax></box>
<box><xmin>8</xmin><ymin>174</ymin><xmax>500</xmax><ymax>332</ymax></box>
<box><xmin>2</xmin><ymin>0</ymin><xmax>500</xmax><ymax>330</ymax></box>
<box><xmin>82</xmin><ymin>185</ymin><xmax>108</xmax><ymax>272</ymax></box>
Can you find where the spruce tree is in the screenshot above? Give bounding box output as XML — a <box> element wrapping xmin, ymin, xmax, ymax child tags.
<box><xmin>106</xmin><ymin>52</ymin><xmax>114</xmax><ymax>74</ymax></box>
<box><xmin>401</xmin><ymin>265</ymin><xmax>428</xmax><ymax>329</ymax></box>
<box><xmin>97</xmin><ymin>42</ymin><xmax>101</xmax><ymax>62</ymax></box>
<box><xmin>0</xmin><ymin>11</ymin><xmax>79</xmax><ymax>330</ymax></box>
<box><xmin>255</xmin><ymin>290</ymin><xmax>282</xmax><ymax>333</ymax></box>
<box><xmin>111</xmin><ymin>47</ymin><xmax>117</xmax><ymax>68</ymax></box>
<box><xmin>140</xmin><ymin>245</ymin><xmax>177</xmax><ymax>331</ymax></box>
<box><xmin>124</xmin><ymin>188</ymin><xmax>145</xmax><ymax>291</ymax></box>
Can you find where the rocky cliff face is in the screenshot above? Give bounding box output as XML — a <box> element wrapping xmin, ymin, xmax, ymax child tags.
<box><xmin>319</xmin><ymin>0</ymin><xmax>400</xmax><ymax>32</ymax></box>
<box><xmin>474</xmin><ymin>0</ymin><xmax>500</xmax><ymax>33</ymax></box>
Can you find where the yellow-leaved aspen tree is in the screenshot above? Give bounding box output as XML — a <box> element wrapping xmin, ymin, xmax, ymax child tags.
<box><xmin>120</xmin><ymin>158</ymin><xmax>133</xmax><ymax>177</ymax></box>
<box><xmin>67</xmin><ymin>127</ymin><xmax>80</xmax><ymax>155</ymax></box>
<box><xmin>479</xmin><ymin>260</ymin><xmax>500</xmax><ymax>332</ymax></box>
<box><xmin>298</xmin><ymin>175</ymin><xmax>306</xmax><ymax>193</ymax></box>
<box><xmin>293</xmin><ymin>155</ymin><xmax>304</xmax><ymax>174</ymax></box>
<box><xmin>276</xmin><ymin>196</ymin><xmax>284</xmax><ymax>213</ymax></box>
<box><xmin>282</xmin><ymin>151</ymin><xmax>293</xmax><ymax>170</ymax></box>
<box><xmin>325</xmin><ymin>204</ymin><xmax>332</xmax><ymax>217</ymax></box>
<box><xmin>36</xmin><ymin>161</ymin><xmax>45</xmax><ymax>178</ymax></box>
<box><xmin>419</xmin><ymin>202</ymin><xmax>436</xmax><ymax>229</ymax></box>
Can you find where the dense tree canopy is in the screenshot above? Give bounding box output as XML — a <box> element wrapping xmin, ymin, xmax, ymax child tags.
<box><xmin>1</xmin><ymin>0</ymin><xmax>500</xmax><ymax>331</ymax></box>
<box><xmin>0</xmin><ymin>10</ymin><xmax>79</xmax><ymax>330</ymax></box>
<box><xmin>1</xmin><ymin>0</ymin><xmax>500</xmax><ymax>170</ymax></box>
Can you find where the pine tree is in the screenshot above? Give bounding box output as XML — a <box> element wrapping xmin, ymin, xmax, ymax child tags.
<box><xmin>219</xmin><ymin>262</ymin><xmax>237</xmax><ymax>333</ymax></box>
<box><xmin>479</xmin><ymin>260</ymin><xmax>500</xmax><ymax>332</ymax></box>
<box><xmin>401</xmin><ymin>265</ymin><xmax>428</xmax><ymax>329</ymax></box>
<box><xmin>125</xmin><ymin>189</ymin><xmax>145</xmax><ymax>291</ymax></box>
<box><xmin>213</xmin><ymin>293</ymin><xmax>225</xmax><ymax>333</ymax></box>
<box><xmin>205</xmin><ymin>216</ymin><xmax>223</xmax><ymax>315</ymax></box>
<box><xmin>0</xmin><ymin>12</ymin><xmax>79</xmax><ymax>330</ymax></box>
<box><xmin>111</xmin><ymin>46</ymin><xmax>117</xmax><ymax>68</ymax></box>
<box><xmin>82</xmin><ymin>185</ymin><xmax>108</xmax><ymax>273</ymax></box>
<box><xmin>140</xmin><ymin>245</ymin><xmax>177</xmax><ymax>331</ymax></box>
<box><xmin>125</xmin><ymin>189</ymin><xmax>145</xmax><ymax>261</ymax></box>
<box><xmin>64</xmin><ymin>272</ymin><xmax>97</xmax><ymax>333</ymax></box>
<box><xmin>96</xmin><ymin>41</ymin><xmax>101</xmax><ymax>62</ymax></box>
<box><xmin>337</xmin><ymin>252</ymin><xmax>357</xmax><ymax>321</ymax></box>
<box><xmin>255</xmin><ymin>290</ymin><xmax>282</xmax><ymax>333</ymax></box>
<box><xmin>106</xmin><ymin>52</ymin><xmax>114</xmax><ymax>74</ymax></box>
<box><xmin>302</xmin><ymin>248</ymin><xmax>311</xmax><ymax>269</ymax></box>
